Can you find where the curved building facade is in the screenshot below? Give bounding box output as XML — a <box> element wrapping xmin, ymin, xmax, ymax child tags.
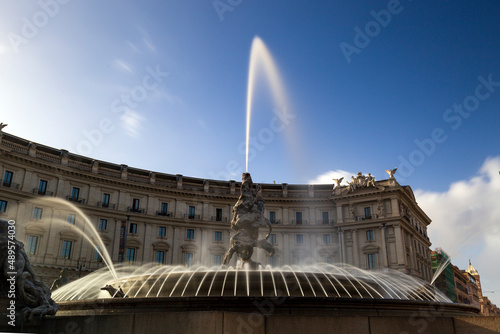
<box><xmin>0</xmin><ymin>131</ymin><xmax>433</xmax><ymax>285</ymax></box>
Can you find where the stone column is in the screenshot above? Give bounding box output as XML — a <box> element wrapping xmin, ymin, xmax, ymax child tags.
<box><xmin>200</xmin><ymin>228</ymin><xmax>207</xmax><ymax>265</ymax></box>
<box><xmin>393</xmin><ymin>224</ymin><xmax>406</xmax><ymax>269</ymax></box>
<box><xmin>171</xmin><ymin>226</ymin><xmax>179</xmax><ymax>265</ymax></box>
<box><xmin>202</xmin><ymin>202</ymin><xmax>210</xmax><ymax>221</ymax></box>
<box><xmin>352</xmin><ymin>229</ymin><xmax>360</xmax><ymax>267</ymax></box>
<box><xmin>391</xmin><ymin>198</ymin><xmax>400</xmax><ymax>216</ymax></box>
<box><xmin>380</xmin><ymin>225</ymin><xmax>388</xmax><ymax>268</ymax></box>
<box><xmin>21</xmin><ymin>170</ymin><xmax>34</xmax><ymax>193</ymax></box>
<box><xmin>143</xmin><ymin>223</ymin><xmax>152</xmax><ymax>263</ymax></box>
<box><xmin>55</xmin><ymin>177</ymin><xmax>66</xmax><ymax>197</ymax></box>
<box><xmin>146</xmin><ymin>195</ymin><xmax>155</xmax><ymax>215</ymax></box>
<box><xmin>336</xmin><ymin>204</ymin><xmax>343</xmax><ymax>224</ymax></box>
<box><xmin>117</xmin><ymin>190</ymin><xmax>128</xmax><ymax>212</ymax></box>
<box><xmin>283</xmin><ymin>233</ymin><xmax>289</xmax><ymax>264</ymax></box>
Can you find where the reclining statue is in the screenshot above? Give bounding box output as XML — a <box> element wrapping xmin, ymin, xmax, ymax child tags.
<box><xmin>0</xmin><ymin>218</ymin><xmax>58</xmax><ymax>321</ymax></box>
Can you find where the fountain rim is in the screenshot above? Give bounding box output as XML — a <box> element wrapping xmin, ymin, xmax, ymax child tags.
<box><xmin>54</xmin><ymin>296</ymin><xmax>480</xmax><ymax>317</ymax></box>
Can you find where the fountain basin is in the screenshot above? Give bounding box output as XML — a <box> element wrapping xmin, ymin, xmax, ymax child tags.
<box><xmin>53</xmin><ymin>264</ymin><xmax>450</xmax><ymax>302</ymax></box>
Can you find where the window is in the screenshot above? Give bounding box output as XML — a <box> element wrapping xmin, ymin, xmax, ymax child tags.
<box><xmin>366</xmin><ymin>230</ymin><xmax>374</xmax><ymax>241</ymax></box>
<box><xmin>71</xmin><ymin>187</ymin><xmax>80</xmax><ymax>200</ymax></box>
<box><xmin>215</xmin><ymin>208</ymin><xmax>223</xmax><ymax>221</ymax></box>
<box><xmin>67</xmin><ymin>214</ymin><xmax>76</xmax><ymax>225</ymax></box>
<box><xmin>129</xmin><ymin>223</ymin><xmax>137</xmax><ymax>234</ymax></box>
<box><xmin>158</xmin><ymin>226</ymin><xmax>167</xmax><ymax>237</ymax></box>
<box><xmin>296</xmin><ymin>212</ymin><xmax>303</xmax><ymax>225</ymax></box>
<box><xmin>132</xmin><ymin>198</ymin><xmax>140</xmax><ymax>211</ymax></box>
<box><xmin>61</xmin><ymin>240</ymin><xmax>72</xmax><ymax>259</ymax></box>
<box><xmin>33</xmin><ymin>207</ymin><xmax>43</xmax><ymax>220</ymax></box>
<box><xmin>3</xmin><ymin>171</ymin><xmax>13</xmax><ymax>187</ymax></box>
<box><xmin>214</xmin><ymin>231</ymin><xmax>222</xmax><ymax>242</ymax></box>
<box><xmin>322</xmin><ymin>212</ymin><xmax>329</xmax><ymax>224</ymax></box>
<box><xmin>367</xmin><ymin>253</ymin><xmax>376</xmax><ymax>269</ymax></box>
<box><xmin>269</xmin><ymin>234</ymin><xmax>277</xmax><ymax>244</ymax></box>
<box><xmin>269</xmin><ymin>211</ymin><xmax>276</xmax><ymax>223</ymax></box>
<box><xmin>126</xmin><ymin>248</ymin><xmax>136</xmax><ymax>264</ymax></box>
<box><xmin>188</xmin><ymin>206</ymin><xmax>195</xmax><ymax>219</ymax></box>
<box><xmin>38</xmin><ymin>180</ymin><xmax>48</xmax><ymax>195</ymax></box>
<box><xmin>186</xmin><ymin>229</ymin><xmax>194</xmax><ymax>240</ymax></box>
<box><xmin>185</xmin><ymin>253</ymin><xmax>193</xmax><ymax>267</ymax></box>
<box><xmin>269</xmin><ymin>256</ymin><xmax>277</xmax><ymax>267</ymax></box>
<box><xmin>0</xmin><ymin>200</ymin><xmax>7</xmax><ymax>213</ymax></box>
<box><xmin>160</xmin><ymin>202</ymin><xmax>168</xmax><ymax>214</ymax></box>
<box><xmin>98</xmin><ymin>219</ymin><xmax>107</xmax><ymax>230</ymax></box>
<box><xmin>364</xmin><ymin>207</ymin><xmax>372</xmax><ymax>219</ymax></box>
<box><xmin>94</xmin><ymin>246</ymin><xmax>102</xmax><ymax>262</ymax></box>
<box><xmin>323</xmin><ymin>234</ymin><xmax>331</xmax><ymax>244</ymax></box>
<box><xmin>296</xmin><ymin>234</ymin><xmax>303</xmax><ymax>244</ymax></box>
<box><xmin>27</xmin><ymin>236</ymin><xmax>38</xmax><ymax>255</ymax></box>
<box><xmin>102</xmin><ymin>193</ymin><xmax>110</xmax><ymax>207</ymax></box>
<box><xmin>213</xmin><ymin>254</ymin><xmax>222</xmax><ymax>266</ymax></box>
<box><xmin>156</xmin><ymin>251</ymin><xmax>165</xmax><ymax>264</ymax></box>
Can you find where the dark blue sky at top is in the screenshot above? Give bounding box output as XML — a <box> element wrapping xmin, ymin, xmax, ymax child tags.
<box><xmin>1</xmin><ymin>0</ymin><xmax>499</xmax><ymax>191</ymax></box>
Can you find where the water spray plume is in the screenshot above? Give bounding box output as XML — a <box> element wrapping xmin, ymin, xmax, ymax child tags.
<box><xmin>245</xmin><ymin>36</ymin><xmax>288</xmax><ymax>172</ymax></box>
<box><xmin>30</xmin><ymin>197</ymin><xmax>122</xmax><ymax>289</ymax></box>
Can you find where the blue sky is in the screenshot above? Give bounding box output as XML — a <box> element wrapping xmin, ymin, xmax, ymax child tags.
<box><xmin>1</xmin><ymin>1</ymin><xmax>500</xmax><ymax>303</ymax></box>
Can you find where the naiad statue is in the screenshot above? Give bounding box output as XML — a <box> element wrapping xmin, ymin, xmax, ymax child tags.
<box><xmin>223</xmin><ymin>173</ymin><xmax>275</xmax><ymax>269</ymax></box>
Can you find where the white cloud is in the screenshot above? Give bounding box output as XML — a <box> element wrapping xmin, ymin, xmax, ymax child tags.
<box><xmin>120</xmin><ymin>110</ymin><xmax>144</xmax><ymax>137</ymax></box>
<box><xmin>415</xmin><ymin>157</ymin><xmax>500</xmax><ymax>304</ymax></box>
<box><xmin>112</xmin><ymin>59</ymin><xmax>134</xmax><ymax>74</ymax></box>
<box><xmin>308</xmin><ymin>169</ymin><xmax>354</xmax><ymax>185</ymax></box>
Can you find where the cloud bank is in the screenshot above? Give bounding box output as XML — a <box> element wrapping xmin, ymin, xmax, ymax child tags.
<box><xmin>308</xmin><ymin>169</ymin><xmax>354</xmax><ymax>185</ymax></box>
<box><xmin>415</xmin><ymin>157</ymin><xmax>500</xmax><ymax>302</ymax></box>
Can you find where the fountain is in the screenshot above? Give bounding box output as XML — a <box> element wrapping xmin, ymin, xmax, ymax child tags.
<box><xmin>2</xmin><ymin>37</ymin><xmax>485</xmax><ymax>333</ymax></box>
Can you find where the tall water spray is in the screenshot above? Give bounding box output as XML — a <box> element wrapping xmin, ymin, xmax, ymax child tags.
<box><xmin>245</xmin><ymin>36</ymin><xmax>289</xmax><ymax>172</ymax></box>
<box><xmin>32</xmin><ymin>197</ymin><xmax>122</xmax><ymax>289</ymax></box>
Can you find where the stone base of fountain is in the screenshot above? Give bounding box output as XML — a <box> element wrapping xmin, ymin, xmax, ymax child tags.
<box><xmin>21</xmin><ymin>297</ymin><xmax>490</xmax><ymax>334</ymax></box>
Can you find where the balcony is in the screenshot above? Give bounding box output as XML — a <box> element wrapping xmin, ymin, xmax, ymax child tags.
<box><xmin>127</xmin><ymin>207</ymin><xmax>145</xmax><ymax>214</ymax></box>
<box><xmin>32</xmin><ymin>188</ymin><xmax>54</xmax><ymax>196</ymax></box>
<box><xmin>270</xmin><ymin>220</ymin><xmax>282</xmax><ymax>225</ymax></box>
<box><xmin>210</xmin><ymin>216</ymin><xmax>228</xmax><ymax>222</ymax></box>
<box><xmin>2</xmin><ymin>182</ymin><xmax>19</xmax><ymax>189</ymax></box>
<box><xmin>97</xmin><ymin>201</ymin><xmax>116</xmax><ymax>209</ymax></box>
<box><xmin>356</xmin><ymin>215</ymin><xmax>378</xmax><ymax>221</ymax></box>
<box><xmin>184</xmin><ymin>214</ymin><xmax>201</xmax><ymax>220</ymax></box>
<box><xmin>66</xmin><ymin>196</ymin><xmax>86</xmax><ymax>204</ymax></box>
<box><xmin>156</xmin><ymin>210</ymin><xmax>173</xmax><ymax>217</ymax></box>
<box><xmin>317</xmin><ymin>219</ymin><xmax>334</xmax><ymax>225</ymax></box>
<box><xmin>291</xmin><ymin>220</ymin><xmax>308</xmax><ymax>225</ymax></box>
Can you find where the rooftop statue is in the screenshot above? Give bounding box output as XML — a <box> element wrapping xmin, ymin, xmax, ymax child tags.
<box><xmin>385</xmin><ymin>167</ymin><xmax>397</xmax><ymax>179</ymax></box>
<box><xmin>0</xmin><ymin>218</ymin><xmax>58</xmax><ymax>321</ymax></box>
<box><xmin>223</xmin><ymin>173</ymin><xmax>275</xmax><ymax>269</ymax></box>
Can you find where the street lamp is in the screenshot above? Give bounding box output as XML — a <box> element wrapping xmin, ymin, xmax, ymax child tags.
<box><xmin>76</xmin><ymin>257</ymin><xmax>86</xmax><ymax>278</ymax></box>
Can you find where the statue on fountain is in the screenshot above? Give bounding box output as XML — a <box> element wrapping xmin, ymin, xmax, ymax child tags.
<box><xmin>0</xmin><ymin>218</ymin><xmax>58</xmax><ymax>321</ymax></box>
<box><xmin>223</xmin><ymin>173</ymin><xmax>275</xmax><ymax>269</ymax></box>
